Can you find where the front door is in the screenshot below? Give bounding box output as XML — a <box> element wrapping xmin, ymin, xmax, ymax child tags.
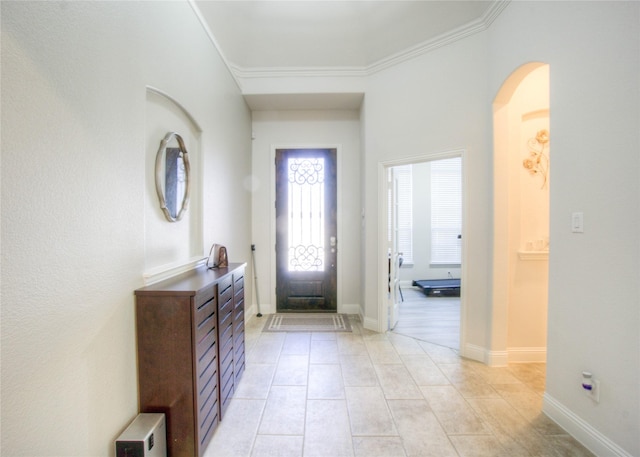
<box><xmin>275</xmin><ymin>148</ymin><xmax>337</xmax><ymax>312</ymax></box>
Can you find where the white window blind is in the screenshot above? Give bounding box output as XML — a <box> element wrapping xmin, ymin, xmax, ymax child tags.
<box><xmin>431</xmin><ymin>157</ymin><xmax>461</xmax><ymax>264</ymax></box>
<box><xmin>395</xmin><ymin>165</ymin><xmax>413</xmax><ymax>264</ymax></box>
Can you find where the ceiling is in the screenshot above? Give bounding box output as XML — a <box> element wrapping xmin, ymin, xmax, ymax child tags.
<box><xmin>195</xmin><ymin>1</ymin><xmax>499</xmax><ymax>71</ymax></box>
<box><xmin>193</xmin><ymin>0</ymin><xmax>503</xmax><ymax>109</ymax></box>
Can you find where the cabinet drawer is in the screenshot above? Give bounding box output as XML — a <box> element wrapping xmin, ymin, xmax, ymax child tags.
<box><xmin>220</xmin><ymin>361</ymin><xmax>234</xmax><ymax>400</ymax></box>
<box><xmin>196</xmin><ymin>364</ymin><xmax>218</xmax><ymax>416</ymax></box>
<box><xmin>218</xmin><ymin>308</ymin><xmax>233</xmax><ymax>338</ymax></box>
<box><xmin>196</xmin><ymin>327</ymin><xmax>217</xmax><ymax>365</ymax></box>
<box><xmin>234</xmin><ymin>299</ymin><xmax>244</xmax><ymax>324</ymax></box>
<box><xmin>235</xmin><ymin>353</ymin><xmax>245</xmax><ymax>382</ymax></box>
<box><xmin>234</xmin><ymin>341</ymin><xmax>245</xmax><ymax>367</ymax></box>
<box><xmin>233</xmin><ymin>321</ymin><xmax>244</xmax><ymax>344</ymax></box>
<box><xmin>219</xmin><ymin>295</ymin><xmax>233</xmax><ymax>316</ymax></box>
<box><xmin>218</xmin><ymin>276</ymin><xmax>233</xmax><ymax>302</ymax></box>
<box><xmin>198</xmin><ymin>391</ymin><xmax>218</xmax><ymax>452</ymax></box>
<box><xmin>233</xmin><ymin>314</ymin><xmax>244</xmax><ymax>349</ymax></box>
<box><xmin>234</xmin><ymin>274</ymin><xmax>244</xmax><ymax>293</ymax></box>
<box><xmin>195</xmin><ymin>295</ymin><xmax>216</xmax><ymax>343</ymax></box>
<box><xmin>218</xmin><ymin>297</ymin><xmax>232</xmax><ymax>319</ymax></box>
<box><xmin>219</xmin><ymin>332</ymin><xmax>233</xmax><ymax>365</ymax></box>
<box><xmin>220</xmin><ymin>354</ymin><xmax>234</xmax><ymax>386</ymax></box>
<box><xmin>194</xmin><ymin>284</ymin><xmax>216</xmax><ymax>309</ymax></box>
<box><xmin>234</xmin><ymin>325</ymin><xmax>244</xmax><ymax>349</ymax></box>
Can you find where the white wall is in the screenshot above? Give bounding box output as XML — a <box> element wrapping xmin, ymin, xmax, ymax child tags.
<box><xmin>489</xmin><ymin>2</ymin><xmax>639</xmax><ymax>455</ymax></box>
<box><xmin>250</xmin><ymin>110</ymin><xmax>362</xmax><ymax>315</ymax></box>
<box><xmin>361</xmin><ymin>34</ymin><xmax>492</xmax><ymax>346</ymax></box>
<box><xmin>1</xmin><ymin>2</ymin><xmax>252</xmax><ymax>455</ymax></box>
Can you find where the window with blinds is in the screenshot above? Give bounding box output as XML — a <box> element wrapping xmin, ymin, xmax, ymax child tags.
<box><xmin>430</xmin><ymin>157</ymin><xmax>462</xmax><ymax>265</ymax></box>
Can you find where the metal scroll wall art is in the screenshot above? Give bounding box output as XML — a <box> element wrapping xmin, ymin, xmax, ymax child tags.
<box><xmin>522</xmin><ymin>129</ymin><xmax>549</xmax><ymax>189</ymax></box>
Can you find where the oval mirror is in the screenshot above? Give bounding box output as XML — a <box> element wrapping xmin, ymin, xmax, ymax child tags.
<box><xmin>155</xmin><ymin>132</ymin><xmax>191</xmax><ymax>222</ymax></box>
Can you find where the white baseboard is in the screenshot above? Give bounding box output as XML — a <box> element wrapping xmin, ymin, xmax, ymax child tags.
<box><xmin>245</xmin><ymin>302</ymin><xmax>275</xmax><ymax>319</ymax></box>
<box><xmin>461</xmin><ymin>343</ymin><xmax>486</xmax><ymax>363</ymax></box>
<box><xmin>481</xmin><ymin>348</ymin><xmax>545</xmax><ymax>366</ymax></box>
<box><xmin>508</xmin><ymin>347</ymin><xmax>547</xmax><ymax>363</ymax></box>
<box><xmin>244</xmin><ymin>304</ymin><xmax>257</xmax><ymax>321</ymax></box>
<box><xmin>260</xmin><ymin>303</ymin><xmax>277</xmax><ymax>315</ymax></box>
<box><xmin>543</xmin><ymin>393</ymin><xmax>634</xmax><ymax>457</ymax></box>
<box><xmin>244</xmin><ymin>304</ymin><xmax>266</xmax><ymax>327</ymax></box>
<box><xmin>453</xmin><ymin>344</ymin><xmax>547</xmax><ymax>366</ymax></box>
<box><xmin>362</xmin><ymin>316</ymin><xmax>378</xmax><ymax>332</ymax></box>
<box><xmin>486</xmin><ymin>349</ymin><xmax>509</xmax><ymax>367</ymax></box>
<box><xmin>461</xmin><ymin>344</ymin><xmax>508</xmax><ymax>366</ymax></box>
<box><xmin>339</xmin><ymin>303</ymin><xmax>361</xmax><ymax>315</ymax></box>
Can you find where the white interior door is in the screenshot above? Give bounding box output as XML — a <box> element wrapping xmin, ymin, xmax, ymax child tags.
<box><xmin>388</xmin><ymin>168</ymin><xmax>401</xmax><ymax>330</ymax></box>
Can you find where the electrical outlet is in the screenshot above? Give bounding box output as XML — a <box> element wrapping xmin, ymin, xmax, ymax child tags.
<box><xmin>581</xmin><ymin>371</ymin><xmax>600</xmax><ymax>402</ymax></box>
<box><xmin>583</xmin><ymin>379</ymin><xmax>600</xmax><ymax>403</ymax></box>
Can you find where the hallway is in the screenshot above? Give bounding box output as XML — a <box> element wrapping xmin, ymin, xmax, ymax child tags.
<box><xmin>206</xmin><ymin>314</ymin><xmax>594</xmax><ymax>457</ymax></box>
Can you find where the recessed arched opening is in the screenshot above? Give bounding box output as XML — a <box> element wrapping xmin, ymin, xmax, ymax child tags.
<box><xmin>144</xmin><ymin>86</ymin><xmax>203</xmax><ymax>284</ymax></box>
<box><xmin>491</xmin><ymin>62</ymin><xmax>550</xmax><ymax>366</ymax></box>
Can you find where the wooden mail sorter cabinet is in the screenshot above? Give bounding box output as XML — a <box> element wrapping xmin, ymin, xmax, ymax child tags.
<box><xmin>135</xmin><ymin>263</ymin><xmax>246</xmax><ymax>457</ymax></box>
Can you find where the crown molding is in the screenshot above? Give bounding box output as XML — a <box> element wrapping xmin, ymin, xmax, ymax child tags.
<box><xmin>366</xmin><ymin>16</ymin><xmax>487</xmax><ymax>75</ymax></box>
<box><xmin>188</xmin><ymin>0</ymin><xmax>244</xmax><ymax>91</ymax></box>
<box><xmin>230</xmin><ymin>65</ymin><xmax>369</xmax><ymax>80</ymax></box>
<box><xmin>229</xmin><ymin>0</ymin><xmax>510</xmax><ymax>81</ymax></box>
<box><xmin>368</xmin><ymin>0</ymin><xmax>509</xmax><ymax>74</ymax></box>
<box><xmin>482</xmin><ymin>0</ymin><xmax>511</xmax><ymax>26</ymax></box>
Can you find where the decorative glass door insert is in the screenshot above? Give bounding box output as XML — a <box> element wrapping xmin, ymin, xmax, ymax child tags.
<box><xmin>287</xmin><ymin>157</ymin><xmax>325</xmax><ymax>272</ymax></box>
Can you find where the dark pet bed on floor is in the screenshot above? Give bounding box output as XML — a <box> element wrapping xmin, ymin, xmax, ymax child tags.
<box><xmin>413</xmin><ymin>279</ymin><xmax>461</xmax><ymax>297</ymax></box>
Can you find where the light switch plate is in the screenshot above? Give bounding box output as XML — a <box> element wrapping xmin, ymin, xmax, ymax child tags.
<box><xmin>572</xmin><ymin>212</ymin><xmax>584</xmax><ymax>233</ymax></box>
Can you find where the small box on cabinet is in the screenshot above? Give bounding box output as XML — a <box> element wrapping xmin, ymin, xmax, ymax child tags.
<box><xmin>115</xmin><ymin>413</ymin><xmax>166</xmax><ymax>457</ymax></box>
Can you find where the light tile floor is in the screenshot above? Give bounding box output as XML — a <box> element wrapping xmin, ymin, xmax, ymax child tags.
<box><xmin>206</xmin><ymin>315</ymin><xmax>594</xmax><ymax>457</ymax></box>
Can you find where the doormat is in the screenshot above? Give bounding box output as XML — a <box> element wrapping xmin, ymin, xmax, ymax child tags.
<box><xmin>263</xmin><ymin>313</ymin><xmax>352</xmax><ymax>333</ymax></box>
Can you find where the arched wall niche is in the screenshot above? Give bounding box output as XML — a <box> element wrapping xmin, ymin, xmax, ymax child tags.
<box><xmin>144</xmin><ymin>87</ymin><xmax>204</xmax><ymax>284</ymax></box>
<box><xmin>494</xmin><ymin>62</ymin><xmax>548</xmax><ymax>107</ymax></box>
<box><xmin>491</xmin><ymin>63</ymin><xmax>550</xmax><ymax>366</ymax></box>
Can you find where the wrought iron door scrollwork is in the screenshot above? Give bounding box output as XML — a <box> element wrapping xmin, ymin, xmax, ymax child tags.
<box><xmin>288</xmin><ymin>158</ymin><xmax>324</xmax><ymax>185</ymax></box>
<box><xmin>289</xmin><ymin>244</ymin><xmax>324</xmax><ymax>271</ymax></box>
